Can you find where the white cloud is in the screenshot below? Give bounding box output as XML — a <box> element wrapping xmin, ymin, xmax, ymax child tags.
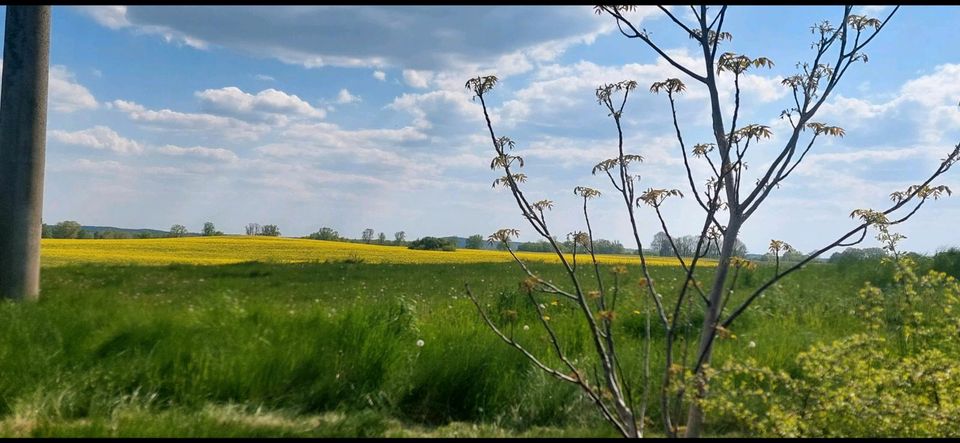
<box><xmin>336</xmin><ymin>88</ymin><xmax>361</xmax><ymax>104</ymax></box>
<box><xmin>817</xmin><ymin>64</ymin><xmax>960</xmax><ymax>144</ymax></box>
<box><xmin>373</xmin><ymin>70</ymin><xmax>387</xmax><ymax>81</ymax></box>
<box><xmin>48</xmin><ymin>66</ymin><xmax>100</xmax><ymax>112</ymax></box>
<box><xmin>254</xmin><ymin>74</ymin><xmax>275</xmax><ymax>81</ymax></box>
<box><xmin>195</xmin><ymin>86</ymin><xmax>326</xmax><ymax>122</ymax></box>
<box><xmin>110</xmin><ymin>99</ymin><xmax>269</xmax><ymax>141</ymax></box>
<box><xmin>49</xmin><ymin>126</ymin><xmax>144</xmax><ymax>154</ymax></box>
<box><xmin>388</xmin><ymin>89</ymin><xmax>486</xmax><ymax>130</ymax></box>
<box><xmin>50</xmin><ymin>125</ymin><xmax>240</xmax><ymax>163</ymax></box>
<box><xmin>820</xmin><ymin>96</ymin><xmax>895</xmax><ymax>120</ymax></box>
<box><xmin>56</xmin><ymin>158</ymin><xmax>129</xmax><ymax>174</ymax></box>
<box><xmin>265</xmin><ymin>123</ymin><xmax>432</xmax><ymax>178</ymax></box>
<box><xmin>856</xmin><ymin>6</ymin><xmax>892</xmax><ymax>16</ymax></box>
<box><xmin>402</xmin><ymin>69</ymin><xmax>433</xmax><ymax>89</ymax></box>
<box><xmin>79</xmin><ymin>6</ymin><xmax>131</xmax><ymax>29</ymax></box>
<box><xmin>76</xmin><ymin>5</ymin><xmax>207</xmax><ymax>49</ymax></box>
<box><xmin>798</xmin><ymin>146</ymin><xmax>939</xmax><ymax>170</ymax></box>
<box><xmin>156</xmin><ymin>144</ymin><xmax>239</xmax><ymax>162</ymax></box>
<box><xmin>899</xmin><ymin>64</ymin><xmax>960</xmax><ymax>108</ymax></box>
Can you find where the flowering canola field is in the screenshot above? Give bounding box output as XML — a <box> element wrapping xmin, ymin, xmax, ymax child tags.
<box><xmin>40</xmin><ymin>236</ymin><xmax>702</xmax><ymax>267</ymax></box>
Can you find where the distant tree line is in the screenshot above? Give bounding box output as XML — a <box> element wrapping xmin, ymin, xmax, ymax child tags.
<box><xmin>244</xmin><ymin>223</ymin><xmax>280</xmax><ymax>237</ymax></box>
<box><xmin>41</xmin><ymin>220</ymin><xmax>238</xmax><ymax>239</ymax></box>
<box><xmin>513</xmin><ymin>237</ymin><xmax>628</xmax><ymax>254</ymax></box>
<box><xmin>305</xmin><ymin>226</ymin><xmax>411</xmax><ymax>247</ymax></box>
<box><xmin>41</xmin><ymin>220</ymin><xmax>156</xmax><ymax>239</ymax></box>
<box><xmin>649</xmin><ymin>231</ymin><xmax>749</xmax><ymax>258</ymax></box>
<box><xmin>828</xmin><ymin>247</ymin><xmax>887</xmax><ymax>264</ymax></box>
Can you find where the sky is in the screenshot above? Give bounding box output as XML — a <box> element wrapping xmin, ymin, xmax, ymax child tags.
<box><xmin>3</xmin><ymin>5</ymin><xmax>959</xmax><ymax>254</ymax></box>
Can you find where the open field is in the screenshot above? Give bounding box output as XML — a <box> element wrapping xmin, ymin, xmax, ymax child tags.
<box><xmin>1</xmin><ymin>238</ymin><xmax>953</xmax><ymax>437</ymax></box>
<box><xmin>40</xmin><ymin>236</ymin><xmax>700</xmax><ymax>267</ymax></box>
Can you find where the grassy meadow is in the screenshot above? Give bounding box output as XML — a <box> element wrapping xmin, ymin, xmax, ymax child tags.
<box><xmin>0</xmin><ymin>237</ymin><xmax>944</xmax><ymax>436</ymax></box>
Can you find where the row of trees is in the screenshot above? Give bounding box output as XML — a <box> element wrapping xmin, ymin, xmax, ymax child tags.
<box><xmin>308</xmin><ymin>227</ymin><xmax>408</xmax><ymax>245</ymax></box>
<box><xmin>650</xmin><ymin>231</ymin><xmax>748</xmax><ymax>258</ymax></box>
<box><xmin>41</xmin><ymin>221</ymin><xmax>158</xmax><ymax>239</ymax></box>
<box><xmin>243</xmin><ymin>223</ymin><xmax>280</xmax><ymax>237</ymax></box>
<box><xmin>305</xmin><ymin>226</ymin><xmax>456</xmax><ymax>251</ymax></box>
<box><xmin>521</xmin><ymin>238</ymin><xmax>627</xmax><ymax>254</ymax></box>
<box><xmin>41</xmin><ymin>220</ymin><xmax>267</xmax><ymax>239</ymax></box>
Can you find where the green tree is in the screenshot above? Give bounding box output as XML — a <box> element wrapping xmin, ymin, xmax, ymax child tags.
<box><xmin>377</xmin><ymin>232</ymin><xmax>386</xmax><ymax>244</ymax></box>
<box><xmin>394</xmin><ymin>231</ymin><xmax>406</xmax><ymax>245</ymax></box>
<box><xmin>310</xmin><ymin>227</ymin><xmax>340</xmax><ymax>241</ymax></box>
<box><xmin>169</xmin><ymin>224</ymin><xmax>188</xmax><ymax>238</ymax></box>
<box><xmin>52</xmin><ymin>220</ymin><xmax>82</xmax><ymax>239</ymax></box>
<box><xmin>202</xmin><ymin>222</ymin><xmax>222</xmax><ymax>236</ymax></box>
<box><xmin>408</xmin><ymin>236</ymin><xmax>455</xmax><ymax>251</ymax></box>
<box><xmin>651</xmin><ymin>232</ymin><xmax>672</xmax><ymax>256</ymax></box>
<box><xmin>260</xmin><ymin>225</ymin><xmax>280</xmax><ymax>237</ymax></box>
<box><xmin>465</xmin><ymin>234</ymin><xmax>484</xmax><ymax>249</ymax></box>
<box><xmin>362</xmin><ymin>228</ymin><xmax>375</xmax><ymax>243</ymax></box>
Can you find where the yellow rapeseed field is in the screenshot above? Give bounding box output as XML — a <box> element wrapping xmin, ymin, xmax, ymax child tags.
<box><xmin>40</xmin><ymin>236</ymin><xmax>708</xmax><ymax>267</ymax></box>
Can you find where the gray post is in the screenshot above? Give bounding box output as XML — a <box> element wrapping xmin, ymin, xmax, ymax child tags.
<box><xmin>0</xmin><ymin>6</ymin><xmax>51</xmax><ymax>301</ymax></box>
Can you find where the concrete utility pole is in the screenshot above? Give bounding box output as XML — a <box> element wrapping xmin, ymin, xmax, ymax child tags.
<box><xmin>0</xmin><ymin>6</ymin><xmax>51</xmax><ymax>301</ymax></box>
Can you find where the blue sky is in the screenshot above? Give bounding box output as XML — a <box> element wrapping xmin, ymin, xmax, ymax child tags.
<box><xmin>5</xmin><ymin>5</ymin><xmax>959</xmax><ymax>254</ymax></box>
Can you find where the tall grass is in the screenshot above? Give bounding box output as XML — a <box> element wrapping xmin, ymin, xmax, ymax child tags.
<box><xmin>0</xmin><ymin>259</ymin><xmax>903</xmax><ymax>436</ymax></box>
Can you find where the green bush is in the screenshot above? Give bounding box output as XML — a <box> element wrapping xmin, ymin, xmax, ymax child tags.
<box><xmin>701</xmin><ymin>256</ymin><xmax>960</xmax><ymax>437</ymax></box>
<box><xmin>407</xmin><ymin>237</ymin><xmax>456</xmax><ymax>251</ymax></box>
<box><xmin>932</xmin><ymin>247</ymin><xmax>960</xmax><ymax>279</ymax></box>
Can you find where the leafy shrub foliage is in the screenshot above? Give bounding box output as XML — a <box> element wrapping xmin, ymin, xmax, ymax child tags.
<box><xmin>700</xmin><ymin>256</ymin><xmax>960</xmax><ymax>437</ymax></box>
<box><xmin>407</xmin><ymin>237</ymin><xmax>456</xmax><ymax>252</ymax></box>
<box><xmin>932</xmin><ymin>247</ymin><xmax>960</xmax><ymax>279</ymax></box>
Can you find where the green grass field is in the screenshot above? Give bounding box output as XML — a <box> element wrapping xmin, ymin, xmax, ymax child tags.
<box><xmin>0</xmin><ymin>238</ymin><xmax>931</xmax><ymax>437</ymax></box>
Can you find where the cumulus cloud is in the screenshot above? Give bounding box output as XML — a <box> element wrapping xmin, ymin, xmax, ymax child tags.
<box><xmin>49</xmin><ymin>126</ymin><xmax>144</xmax><ymax>154</ymax></box>
<box><xmin>402</xmin><ymin>69</ymin><xmax>433</xmax><ymax>89</ymax></box>
<box><xmin>817</xmin><ymin>63</ymin><xmax>960</xmax><ymax>144</ymax></box>
<box><xmin>49</xmin><ymin>125</ymin><xmax>239</xmax><ymax>165</ymax></box>
<box><xmin>109</xmin><ymin>99</ymin><xmax>269</xmax><ymax>141</ymax></box>
<box><xmin>373</xmin><ymin>70</ymin><xmax>386</xmax><ymax>81</ymax></box>
<box><xmin>48</xmin><ymin>66</ymin><xmax>99</xmax><ymax>112</ymax></box>
<box><xmin>388</xmin><ymin>89</ymin><xmax>486</xmax><ymax>131</ymax></box>
<box><xmin>156</xmin><ymin>144</ymin><xmax>239</xmax><ymax>162</ymax></box>
<box><xmin>195</xmin><ymin>86</ymin><xmax>326</xmax><ymax>122</ymax></box>
<box><xmin>335</xmin><ymin>88</ymin><xmax>361</xmax><ymax>104</ymax></box>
